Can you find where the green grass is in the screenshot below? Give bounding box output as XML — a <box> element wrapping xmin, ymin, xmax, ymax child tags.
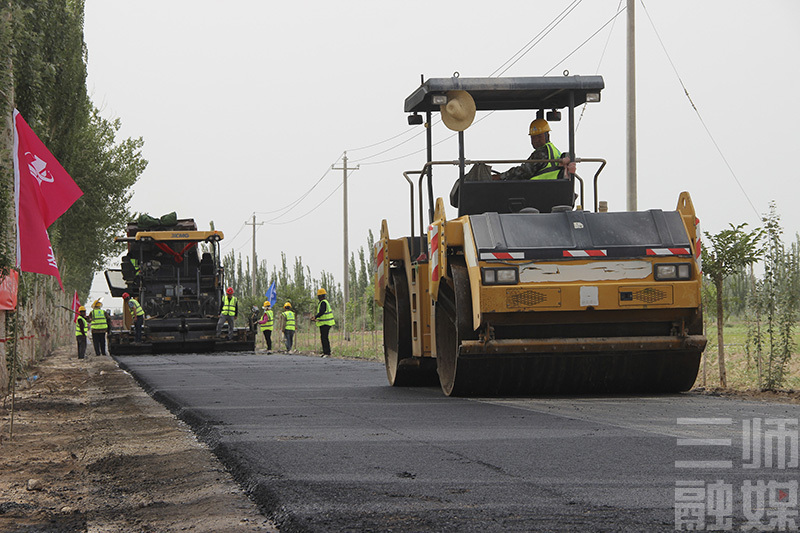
<box><xmin>697</xmin><ymin>320</ymin><xmax>800</xmax><ymax>391</ymax></box>
<box><xmin>259</xmin><ymin>323</ymin><xmax>383</xmax><ymax>361</ymax></box>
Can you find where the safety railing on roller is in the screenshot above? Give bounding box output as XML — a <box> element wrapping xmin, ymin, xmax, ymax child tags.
<box><xmin>402</xmin><ymin>157</ymin><xmax>607</xmax><ymax>261</ymax></box>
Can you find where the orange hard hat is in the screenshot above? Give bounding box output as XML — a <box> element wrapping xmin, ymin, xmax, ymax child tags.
<box><xmin>529</xmin><ymin>118</ymin><xmax>551</xmax><ymax>136</ymax></box>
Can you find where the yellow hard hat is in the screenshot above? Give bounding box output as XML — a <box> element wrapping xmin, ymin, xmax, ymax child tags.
<box><xmin>263</xmin><ymin>301</ymin><xmax>271</xmax><ymax>308</ymax></box>
<box><xmin>92</xmin><ymin>299</ymin><xmax>102</xmax><ymax>308</ymax></box>
<box><xmin>78</xmin><ymin>306</ymin><xmax>86</xmax><ymax>312</ymax></box>
<box><xmin>529</xmin><ymin>118</ymin><xmax>551</xmax><ymax>136</ymax></box>
<box><xmin>284</xmin><ymin>302</ymin><xmax>291</xmax><ymax>309</ymax></box>
<box><xmin>317</xmin><ymin>288</ymin><xmax>327</xmax><ymax>296</ymax></box>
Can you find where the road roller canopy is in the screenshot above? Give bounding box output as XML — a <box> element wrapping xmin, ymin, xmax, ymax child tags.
<box><xmin>404</xmin><ymin>75</ymin><xmax>604</xmax><ymax>113</ymax></box>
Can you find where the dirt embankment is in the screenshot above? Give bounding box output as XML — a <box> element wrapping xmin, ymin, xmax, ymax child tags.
<box><xmin>0</xmin><ymin>347</ymin><xmax>276</xmax><ymax>532</ymax></box>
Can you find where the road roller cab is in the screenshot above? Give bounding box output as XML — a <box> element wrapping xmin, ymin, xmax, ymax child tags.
<box><xmin>374</xmin><ymin>75</ymin><xmax>706</xmax><ymax>396</ymax></box>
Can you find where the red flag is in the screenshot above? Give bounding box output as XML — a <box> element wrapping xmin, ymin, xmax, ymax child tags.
<box><xmin>71</xmin><ymin>289</ymin><xmax>80</xmax><ymax>322</ymax></box>
<box><xmin>13</xmin><ymin>109</ymin><xmax>83</xmax><ymax>288</ymax></box>
<box><xmin>0</xmin><ymin>270</ymin><xmax>19</xmax><ymax>311</ymax></box>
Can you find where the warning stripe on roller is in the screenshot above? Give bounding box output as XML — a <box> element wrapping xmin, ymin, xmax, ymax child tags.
<box><xmin>480</xmin><ymin>251</ymin><xmax>524</xmax><ymax>260</ymax></box>
<box><xmin>429</xmin><ymin>225</ymin><xmax>440</xmax><ymax>282</ymax></box>
<box><xmin>374</xmin><ymin>241</ymin><xmax>385</xmax><ymax>288</ymax></box>
<box><xmin>646</xmin><ymin>248</ymin><xmax>691</xmax><ymax>256</ymax></box>
<box><xmin>562</xmin><ymin>250</ymin><xmax>607</xmax><ymax>257</ymax></box>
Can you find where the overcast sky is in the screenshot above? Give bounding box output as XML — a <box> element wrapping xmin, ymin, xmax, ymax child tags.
<box><xmin>82</xmin><ymin>0</ymin><xmax>800</xmax><ymax>308</ymax></box>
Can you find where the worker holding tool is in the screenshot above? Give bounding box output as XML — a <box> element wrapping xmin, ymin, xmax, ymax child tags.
<box><xmin>282</xmin><ymin>302</ymin><xmax>295</xmax><ymax>352</ymax></box>
<box><xmin>75</xmin><ymin>306</ymin><xmax>88</xmax><ymax>359</ymax></box>
<box><xmin>311</xmin><ymin>288</ymin><xmax>335</xmax><ymax>357</ymax></box>
<box><xmin>122</xmin><ymin>292</ymin><xmax>145</xmax><ymax>343</ymax></box>
<box><xmin>497</xmin><ymin>118</ymin><xmax>575</xmax><ymax>180</ymax></box>
<box><xmin>89</xmin><ymin>299</ymin><xmax>110</xmax><ymax>356</ymax></box>
<box><xmin>258</xmin><ymin>301</ymin><xmax>274</xmax><ymax>353</ymax></box>
<box><xmin>216</xmin><ymin>287</ymin><xmax>238</xmax><ymax>340</ymax></box>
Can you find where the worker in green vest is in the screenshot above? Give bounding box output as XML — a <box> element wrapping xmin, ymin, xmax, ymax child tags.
<box><xmin>282</xmin><ymin>302</ymin><xmax>295</xmax><ymax>352</ymax></box>
<box><xmin>89</xmin><ymin>299</ymin><xmax>110</xmax><ymax>356</ymax></box>
<box><xmin>258</xmin><ymin>301</ymin><xmax>274</xmax><ymax>353</ymax></box>
<box><xmin>312</xmin><ymin>288</ymin><xmax>335</xmax><ymax>357</ymax></box>
<box><xmin>75</xmin><ymin>306</ymin><xmax>88</xmax><ymax>359</ymax></box>
<box><xmin>216</xmin><ymin>287</ymin><xmax>238</xmax><ymax>340</ymax></box>
<box><xmin>123</xmin><ymin>292</ymin><xmax>145</xmax><ymax>343</ymax></box>
<box><xmin>498</xmin><ymin>118</ymin><xmax>576</xmax><ymax>180</ymax></box>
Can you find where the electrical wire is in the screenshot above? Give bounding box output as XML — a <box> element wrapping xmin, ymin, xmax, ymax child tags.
<box><xmin>253</xmin><ymin>164</ymin><xmax>336</xmax><ymax>218</ymax></box>
<box><xmin>347</xmin><ymin>3</ymin><xmax>584</xmax><ymax>165</ymax></box>
<box><xmin>247</xmin><ymin>4</ymin><xmax>627</xmax><ymax>223</ymax></box>
<box><xmin>543</xmin><ymin>5</ymin><xmax>627</xmax><ymax>76</ymax></box>
<box><xmin>346</xmin><ymin>128</ymin><xmax>420</xmax><ymax>152</ymax></box>
<box><xmin>639</xmin><ymin>0</ymin><xmax>760</xmax><ymax>218</ymax></box>
<box><xmin>576</xmin><ymin>0</ymin><xmax>623</xmax><ymax>132</ymax></box>
<box><xmin>491</xmin><ymin>0</ymin><xmax>584</xmax><ymax>77</ymax></box>
<box><xmin>266</xmin><ymin>182</ymin><xmax>344</xmax><ymax>225</ymax></box>
<box><xmin>220</xmin><ymin>221</ymin><xmax>247</xmax><ymax>252</ymax></box>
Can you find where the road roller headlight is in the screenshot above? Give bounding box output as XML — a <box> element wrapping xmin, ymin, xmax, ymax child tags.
<box><xmin>481</xmin><ymin>267</ymin><xmax>519</xmax><ymax>285</ymax></box>
<box><xmin>654</xmin><ymin>263</ymin><xmax>692</xmax><ymax>281</ymax></box>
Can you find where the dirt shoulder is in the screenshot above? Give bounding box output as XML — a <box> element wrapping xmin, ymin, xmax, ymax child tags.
<box><xmin>0</xmin><ymin>346</ymin><xmax>276</xmax><ymax>532</ymax></box>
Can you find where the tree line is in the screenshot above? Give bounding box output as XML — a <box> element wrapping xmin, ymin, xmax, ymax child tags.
<box><xmin>0</xmin><ymin>0</ymin><xmax>147</xmax><ymax>299</ymax></box>
<box><xmin>221</xmin><ymin>230</ymin><xmax>380</xmax><ymax>332</ymax></box>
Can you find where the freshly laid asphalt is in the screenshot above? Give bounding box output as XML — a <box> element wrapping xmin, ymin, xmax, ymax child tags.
<box><xmin>115</xmin><ymin>353</ymin><xmax>799</xmax><ymax>533</ymax></box>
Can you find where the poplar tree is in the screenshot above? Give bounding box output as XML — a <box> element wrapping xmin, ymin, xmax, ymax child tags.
<box><xmin>702</xmin><ymin>223</ymin><xmax>762</xmax><ymax>388</ymax></box>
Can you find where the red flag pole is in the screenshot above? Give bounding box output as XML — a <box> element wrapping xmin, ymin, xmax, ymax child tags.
<box><xmin>8</xmin><ymin>268</ymin><xmax>20</xmax><ymax>440</ymax></box>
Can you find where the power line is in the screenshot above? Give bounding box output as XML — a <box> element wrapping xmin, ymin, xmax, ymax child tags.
<box><xmin>543</xmin><ymin>5</ymin><xmax>627</xmax><ymax>76</ymax></box>
<box><xmin>346</xmin><ymin>128</ymin><xmax>419</xmax><ymax>152</ymax></box>
<box><xmin>491</xmin><ymin>0</ymin><xmax>584</xmax><ymax>77</ymax></box>
<box><xmin>639</xmin><ymin>0</ymin><xmax>760</xmax><ymax>218</ymax></box>
<box><xmin>346</xmin><ymin>3</ymin><xmax>584</xmax><ymax>165</ymax></box>
<box><xmin>220</xmin><ymin>220</ymin><xmax>247</xmax><ymax>252</ymax></box>
<box><xmin>266</xmin><ymin>182</ymin><xmax>344</xmax><ymax>225</ymax></box>
<box><xmin>577</xmin><ymin>0</ymin><xmax>624</xmax><ymax>132</ymax></box>
<box><xmin>254</xmin><ymin>163</ymin><xmax>336</xmax><ymax>219</ymax></box>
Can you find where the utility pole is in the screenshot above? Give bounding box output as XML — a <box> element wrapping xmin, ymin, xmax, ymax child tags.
<box><xmin>332</xmin><ymin>152</ymin><xmax>359</xmax><ymax>341</ymax></box>
<box><xmin>626</xmin><ymin>0</ymin><xmax>637</xmax><ymax>211</ymax></box>
<box><xmin>245</xmin><ymin>214</ymin><xmax>263</xmax><ymax>296</ymax></box>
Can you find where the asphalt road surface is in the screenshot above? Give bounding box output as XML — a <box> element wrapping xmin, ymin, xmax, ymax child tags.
<box><xmin>116</xmin><ymin>353</ymin><xmax>800</xmax><ymax>533</ymax></box>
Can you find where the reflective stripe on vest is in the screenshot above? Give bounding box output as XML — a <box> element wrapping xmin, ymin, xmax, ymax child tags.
<box><xmin>316</xmin><ymin>299</ymin><xmax>335</xmax><ymax>327</ymax></box>
<box><xmin>530</xmin><ymin>142</ymin><xmax>562</xmax><ymax>180</ymax></box>
<box><xmin>222</xmin><ymin>295</ymin><xmax>237</xmax><ymax>316</ymax></box>
<box><xmin>75</xmin><ymin>316</ymin><xmax>87</xmax><ymax>336</ymax></box>
<box><xmin>129</xmin><ymin>299</ymin><xmax>144</xmax><ymax>317</ymax></box>
<box><xmin>90</xmin><ymin>308</ymin><xmax>108</xmax><ymax>331</ymax></box>
<box><xmin>260</xmin><ymin>309</ymin><xmax>274</xmax><ymax>331</ymax></box>
<box><xmin>283</xmin><ymin>310</ymin><xmax>295</xmax><ymax>331</ymax></box>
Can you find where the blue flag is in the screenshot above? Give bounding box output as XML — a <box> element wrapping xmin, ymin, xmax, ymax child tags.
<box><xmin>265</xmin><ymin>280</ymin><xmax>277</xmax><ymax>308</ymax></box>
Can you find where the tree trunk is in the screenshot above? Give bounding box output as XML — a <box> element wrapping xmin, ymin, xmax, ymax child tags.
<box><xmin>715</xmin><ymin>278</ymin><xmax>727</xmax><ymax>388</ymax></box>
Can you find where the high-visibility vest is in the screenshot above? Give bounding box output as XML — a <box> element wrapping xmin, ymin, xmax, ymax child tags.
<box><xmin>221</xmin><ymin>295</ymin><xmax>237</xmax><ymax>316</ymax></box>
<box><xmin>260</xmin><ymin>309</ymin><xmax>274</xmax><ymax>331</ymax></box>
<box><xmin>130</xmin><ymin>257</ymin><xmax>141</xmax><ymax>275</ymax></box>
<box><xmin>316</xmin><ymin>299</ymin><xmax>335</xmax><ymax>327</ymax></box>
<box><xmin>90</xmin><ymin>308</ymin><xmax>108</xmax><ymax>331</ymax></box>
<box><xmin>129</xmin><ymin>298</ymin><xmax>145</xmax><ymax>317</ymax></box>
<box><xmin>530</xmin><ymin>142</ymin><xmax>562</xmax><ymax>180</ymax></box>
<box><xmin>75</xmin><ymin>316</ymin><xmax>87</xmax><ymax>337</ymax></box>
<box><xmin>283</xmin><ymin>310</ymin><xmax>295</xmax><ymax>331</ymax></box>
